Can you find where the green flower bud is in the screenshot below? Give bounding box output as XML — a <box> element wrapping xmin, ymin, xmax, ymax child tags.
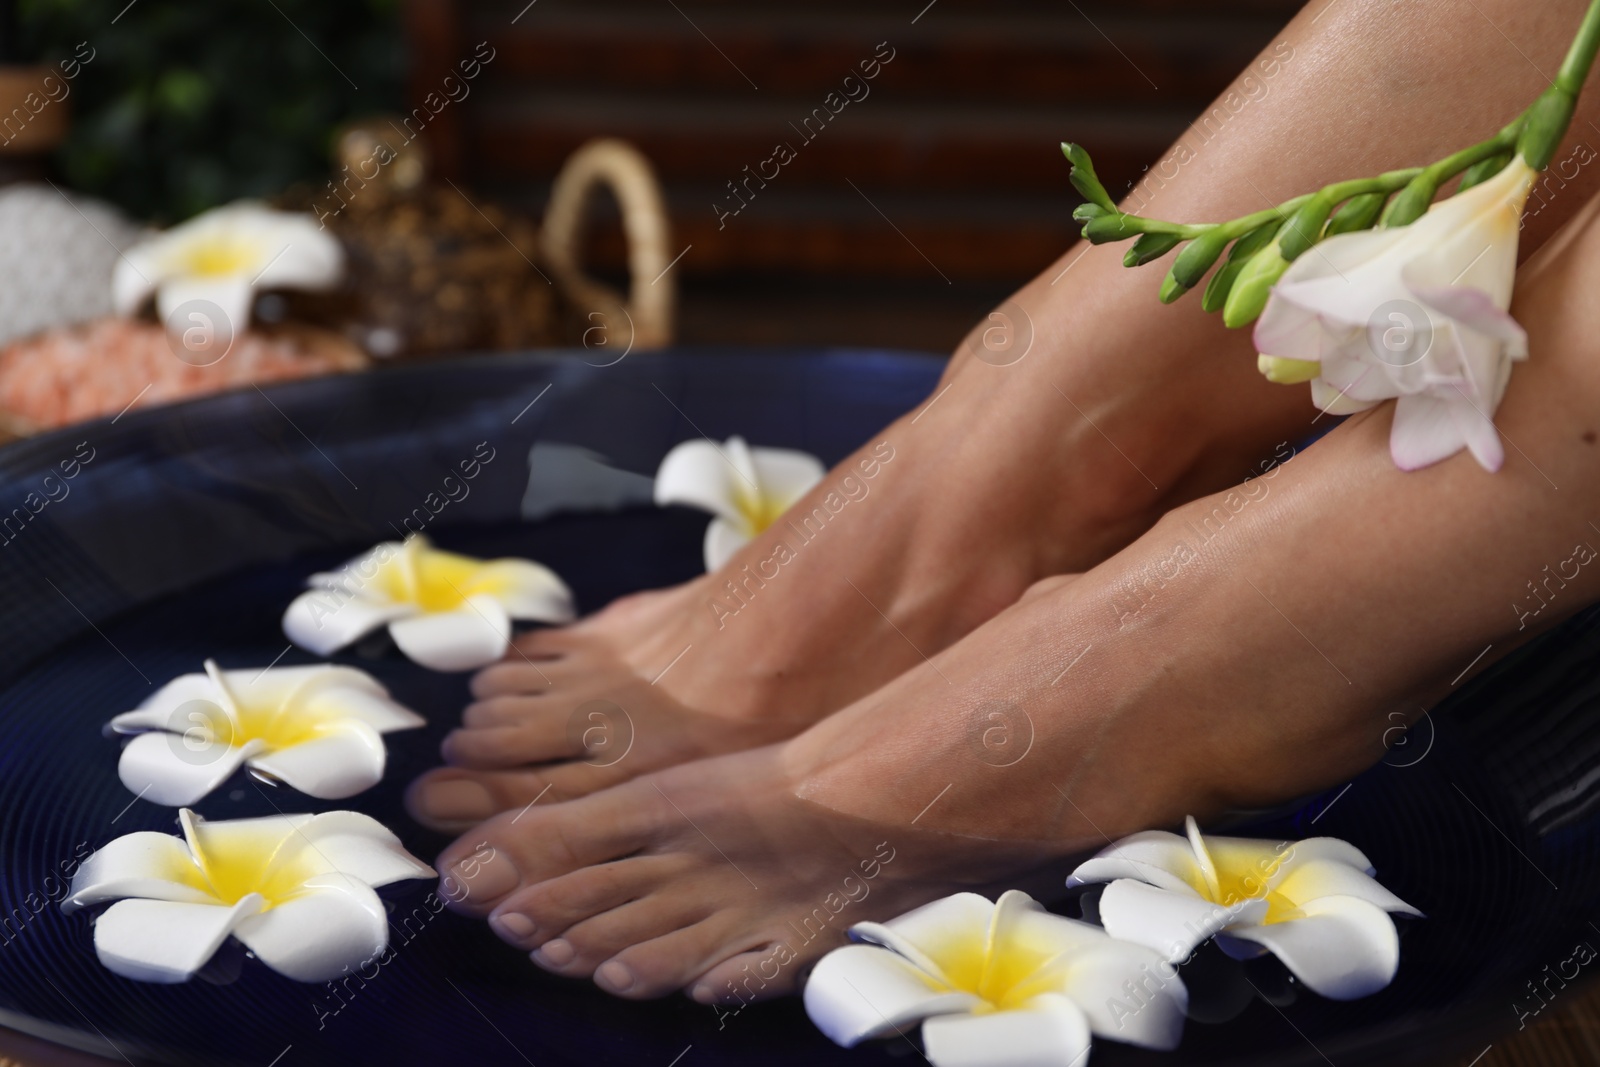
<box><xmin>1383</xmin><ymin>175</ymin><xmax>1441</xmax><ymax>228</ymax></box>
<box><xmin>1278</xmin><ymin>196</ymin><xmax>1336</xmax><ymax>262</ymax></box>
<box><xmin>1518</xmin><ymin>86</ymin><xmax>1577</xmax><ymax>172</ymax></box>
<box><xmin>1073</xmin><ymin>202</ymin><xmax>1110</xmax><ymax>223</ymax></box>
<box><xmin>1200</xmin><ymin>223</ymin><xmax>1278</xmax><ymax>314</ymax></box>
<box><xmin>1222</xmin><ymin>236</ymin><xmax>1291</xmax><ymax>328</ymax></box>
<box><xmin>1082</xmin><ymin>213</ymin><xmax>1140</xmax><ymax>244</ymax></box>
<box><xmin>1160</xmin><ymin>230</ymin><xmax>1231</xmax><ymax>302</ymax></box>
<box><xmin>1123</xmin><ymin>232</ymin><xmax>1182</xmax><ymax>268</ymax></box>
<box><xmin>1324</xmin><ymin>192</ymin><xmax>1386</xmax><ymax>237</ymax></box>
<box><xmin>1062</xmin><ymin>142</ymin><xmax>1117</xmax><ymax>212</ymax></box>
<box><xmin>1457</xmin><ymin>152</ymin><xmax>1513</xmax><ymax>192</ymax></box>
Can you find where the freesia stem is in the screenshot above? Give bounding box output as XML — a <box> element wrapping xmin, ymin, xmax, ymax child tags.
<box><xmin>1558</xmin><ymin>0</ymin><xmax>1600</xmax><ymax>97</ymax></box>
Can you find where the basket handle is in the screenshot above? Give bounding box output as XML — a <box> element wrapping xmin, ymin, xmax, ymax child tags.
<box><xmin>540</xmin><ymin>138</ymin><xmax>675</xmax><ymax>349</ymax></box>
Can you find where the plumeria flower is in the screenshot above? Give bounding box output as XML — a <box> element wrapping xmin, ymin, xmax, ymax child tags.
<box><xmin>1069</xmin><ymin>816</ymin><xmax>1421</xmax><ymax>1000</ymax></box>
<box><xmin>805</xmin><ymin>890</ymin><xmax>1186</xmax><ymax>1067</ymax></box>
<box><xmin>1255</xmin><ymin>158</ymin><xmax>1536</xmax><ymax>472</ymax></box>
<box><xmin>111</xmin><ymin>660</ymin><xmax>424</xmax><ymax>806</ymax></box>
<box><xmin>282</xmin><ymin>535</ymin><xmax>575</xmax><ymax>671</ymax></box>
<box><xmin>655</xmin><ymin>436</ymin><xmax>824</xmax><ymax>570</ymax></box>
<box><xmin>114</xmin><ymin>201</ymin><xmax>344</xmax><ymax>335</ymax></box>
<box><xmin>61</xmin><ymin>808</ymin><xmax>433</xmax><ymax>983</ymax></box>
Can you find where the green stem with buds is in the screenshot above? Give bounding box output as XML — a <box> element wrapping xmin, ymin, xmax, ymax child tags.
<box><xmin>1062</xmin><ymin>0</ymin><xmax>1600</xmax><ymax>326</ymax></box>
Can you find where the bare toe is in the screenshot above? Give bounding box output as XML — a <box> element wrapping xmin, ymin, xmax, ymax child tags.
<box><xmin>407</xmin><ymin>763</ymin><xmax>634</xmax><ymax>831</ymax></box>
<box><xmin>530</xmin><ymin>893</ymin><xmax>714</xmax><ymax>981</ymax></box>
<box><xmin>488</xmin><ymin>857</ymin><xmax>686</xmax><ymax>950</ymax></box>
<box><xmin>433</xmin><ymin>784</ymin><xmax>659</xmax><ymax>915</ymax></box>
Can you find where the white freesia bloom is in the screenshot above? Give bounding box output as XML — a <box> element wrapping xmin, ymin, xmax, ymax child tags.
<box><xmin>113</xmin><ymin>201</ymin><xmax>344</xmax><ymax>334</ymax></box>
<box><xmin>1069</xmin><ymin>816</ymin><xmax>1421</xmax><ymax>1000</ymax></box>
<box><xmin>110</xmin><ymin>660</ymin><xmax>424</xmax><ymax>806</ymax></box>
<box><xmin>805</xmin><ymin>890</ymin><xmax>1187</xmax><ymax>1067</ymax></box>
<box><xmin>655</xmin><ymin>435</ymin><xmax>825</xmax><ymax>570</ymax></box>
<box><xmin>61</xmin><ymin>808</ymin><xmax>433</xmax><ymax>983</ymax></box>
<box><xmin>282</xmin><ymin>535</ymin><xmax>575</xmax><ymax>672</ymax></box>
<box><xmin>1254</xmin><ymin>158</ymin><xmax>1537</xmax><ymax>472</ymax></box>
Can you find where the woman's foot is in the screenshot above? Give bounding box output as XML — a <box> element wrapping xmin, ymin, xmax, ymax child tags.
<box><xmin>432</xmin><ymin>191</ymin><xmax>1600</xmax><ymax>998</ymax></box>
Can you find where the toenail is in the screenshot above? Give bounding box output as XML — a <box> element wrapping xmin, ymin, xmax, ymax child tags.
<box><xmin>535</xmin><ymin>939</ymin><xmax>575</xmax><ymax>967</ymax></box>
<box><xmin>448</xmin><ymin>852</ymin><xmax>517</xmax><ymax>902</ymax></box>
<box><xmin>490</xmin><ymin>912</ymin><xmax>537</xmax><ymax>943</ymax></box>
<box><xmin>595</xmin><ymin>961</ymin><xmax>634</xmax><ymax>993</ymax></box>
<box><xmin>419</xmin><ymin>780</ymin><xmax>494</xmax><ymax>822</ymax></box>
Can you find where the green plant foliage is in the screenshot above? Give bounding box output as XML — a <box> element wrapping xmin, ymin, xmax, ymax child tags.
<box><xmin>17</xmin><ymin>0</ymin><xmax>403</xmax><ymax>223</ymax></box>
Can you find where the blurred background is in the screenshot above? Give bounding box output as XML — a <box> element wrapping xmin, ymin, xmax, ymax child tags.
<box><xmin>4</xmin><ymin>0</ymin><xmax>1303</xmax><ymax>351</ymax></box>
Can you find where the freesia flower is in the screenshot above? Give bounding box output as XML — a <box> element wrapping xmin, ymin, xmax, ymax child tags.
<box><xmin>655</xmin><ymin>435</ymin><xmax>825</xmax><ymax>570</ymax></box>
<box><xmin>61</xmin><ymin>808</ymin><xmax>433</xmax><ymax>983</ymax></box>
<box><xmin>805</xmin><ymin>890</ymin><xmax>1186</xmax><ymax>1067</ymax></box>
<box><xmin>1254</xmin><ymin>158</ymin><xmax>1537</xmax><ymax>472</ymax></box>
<box><xmin>114</xmin><ymin>201</ymin><xmax>344</xmax><ymax>335</ymax></box>
<box><xmin>111</xmin><ymin>660</ymin><xmax>424</xmax><ymax>806</ymax></box>
<box><xmin>282</xmin><ymin>535</ymin><xmax>574</xmax><ymax>671</ymax></box>
<box><xmin>1069</xmin><ymin>816</ymin><xmax>1421</xmax><ymax>1000</ymax></box>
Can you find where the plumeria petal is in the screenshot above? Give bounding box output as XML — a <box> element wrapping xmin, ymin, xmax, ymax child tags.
<box><xmin>118</xmin><ymin>732</ymin><xmax>262</xmax><ymax>807</ymax></box>
<box><xmin>246</xmin><ymin>721</ymin><xmax>387</xmax><ymax>799</ymax></box>
<box><xmin>92</xmin><ymin>895</ymin><xmax>264</xmax><ymax>983</ymax></box>
<box><xmin>703</xmin><ymin>516</ymin><xmax>753</xmax><ymax>571</ymax></box>
<box><xmin>231</xmin><ymin>879</ymin><xmax>387</xmax><ymax>982</ymax></box>
<box><xmin>112</xmin><ymin>242</ymin><xmax>160</xmax><ymax>316</ymax></box>
<box><xmin>1219</xmin><ymin>895</ymin><xmax>1402</xmax><ymax>1000</ymax></box>
<box><xmin>1067</xmin><ymin>830</ymin><xmax>1203</xmax><ymax>895</ymax></box>
<box><xmin>465</xmin><ymin>559</ymin><xmax>575</xmax><ymax>622</ymax></box>
<box><xmin>1272</xmin><ymin>858</ymin><xmax>1421</xmax><ymax>916</ymax></box>
<box><xmin>1097</xmin><ymin>878</ymin><xmax>1265</xmax><ymax>963</ymax></box>
<box><xmin>851</xmin><ymin>892</ymin><xmax>998</xmax><ymax>987</ymax></box>
<box><xmin>261</xmin><ymin>810</ymin><xmax>436</xmax><ymax>889</ymax></box>
<box><xmin>250</xmin><ymin>222</ymin><xmax>343</xmax><ymax>292</ymax></box>
<box><xmin>156</xmin><ymin>274</ymin><xmax>255</xmax><ymax>340</ymax></box>
<box><xmin>803</xmin><ymin>944</ymin><xmax>981</xmax><ymax>1047</ymax></box>
<box><xmin>750</xmin><ymin>447</ymin><xmax>827</xmax><ymax>510</ymax></box>
<box><xmin>62</xmin><ymin>833</ymin><xmax>216</xmax><ymax>912</ymax></box>
<box><xmin>296</xmin><ymin>681</ymin><xmax>428</xmax><ymax>739</ymax></box>
<box><xmin>1056</xmin><ymin>944</ymin><xmax>1187</xmax><ymax>1050</ymax></box>
<box><xmin>654</xmin><ymin>439</ymin><xmax>750</xmax><ymax>527</ymax></box>
<box><xmin>282</xmin><ymin>588</ymin><xmax>413</xmax><ymax>656</ymax></box>
<box><xmin>920</xmin><ymin>993</ymin><xmax>1092</xmax><ymax>1067</ymax></box>
<box><xmin>387</xmin><ymin>593</ymin><xmax>511</xmax><ymax>671</ymax></box>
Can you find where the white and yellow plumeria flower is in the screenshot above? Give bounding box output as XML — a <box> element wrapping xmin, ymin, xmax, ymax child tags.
<box><xmin>111</xmin><ymin>660</ymin><xmax>424</xmax><ymax>806</ymax></box>
<box><xmin>62</xmin><ymin>808</ymin><xmax>433</xmax><ymax>983</ymax></box>
<box><xmin>1254</xmin><ymin>158</ymin><xmax>1537</xmax><ymax>472</ymax></box>
<box><xmin>1069</xmin><ymin>816</ymin><xmax>1421</xmax><ymax>1000</ymax></box>
<box><xmin>654</xmin><ymin>435</ymin><xmax>824</xmax><ymax>570</ymax></box>
<box><xmin>805</xmin><ymin>890</ymin><xmax>1186</xmax><ymax>1067</ymax></box>
<box><xmin>282</xmin><ymin>535</ymin><xmax>575</xmax><ymax>672</ymax></box>
<box><xmin>113</xmin><ymin>201</ymin><xmax>343</xmax><ymax>335</ymax></box>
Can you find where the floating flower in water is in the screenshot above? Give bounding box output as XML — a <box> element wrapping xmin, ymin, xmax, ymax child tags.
<box><xmin>805</xmin><ymin>890</ymin><xmax>1186</xmax><ymax>1066</ymax></box>
<box><xmin>655</xmin><ymin>435</ymin><xmax>825</xmax><ymax>570</ymax></box>
<box><xmin>1254</xmin><ymin>158</ymin><xmax>1536</xmax><ymax>472</ymax></box>
<box><xmin>282</xmin><ymin>535</ymin><xmax>575</xmax><ymax>671</ymax></box>
<box><xmin>111</xmin><ymin>661</ymin><xmax>424</xmax><ymax>806</ymax></box>
<box><xmin>1069</xmin><ymin>816</ymin><xmax>1421</xmax><ymax>1000</ymax></box>
<box><xmin>113</xmin><ymin>202</ymin><xmax>344</xmax><ymax>335</ymax></box>
<box><xmin>62</xmin><ymin>809</ymin><xmax>433</xmax><ymax>983</ymax></box>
